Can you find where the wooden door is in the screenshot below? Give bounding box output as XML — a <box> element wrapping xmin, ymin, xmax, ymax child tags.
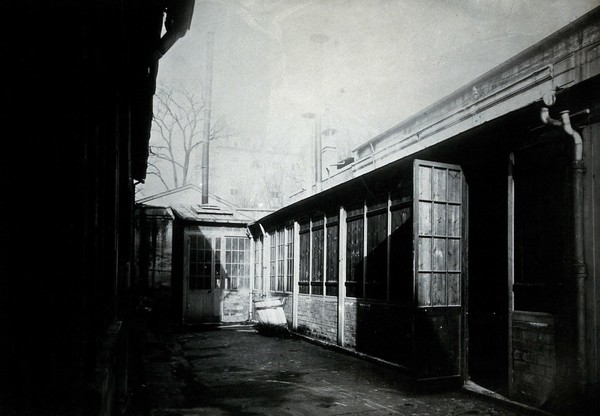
<box><xmin>413</xmin><ymin>159</ymin><xmax>466</xmax><ymax>383</ymax></box>
<box><xmin>184</xmin><ymin>233</ymin><xmax>221</xmax><ymax>322</ymax></box>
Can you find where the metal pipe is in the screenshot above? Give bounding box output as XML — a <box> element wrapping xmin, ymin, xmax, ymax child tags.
<box><xmin>560</xmin><ymin>110</ymin><xmax>588</xmax><ymax>393</ymax></box>
<box><xmin>539</xmin><ymin>107</ymin><xmax>562</xmax><ymax>127</ymax></box>
<box><xmin>201</xmin><ymin>32</ymin><xmax>214</xmax><ymax>204</ymax></box>
<box><xmin>540</xmin><ymin>107</ymin><xmax>588</xmax><ymax>393</ymax></box>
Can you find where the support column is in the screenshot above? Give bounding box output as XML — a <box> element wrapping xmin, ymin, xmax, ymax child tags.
<box><xmin>338</xmin><ymin>207</ymin><xmax>347</xmax><ymax>346</ymax></box>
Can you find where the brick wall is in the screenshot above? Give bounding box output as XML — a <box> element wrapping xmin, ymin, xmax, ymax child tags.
<box><xmin>511</xmin><ymin>311</ymin><xmax>557</xmax><ymax>407</ymax></box>
<box><xmin>344</xmin><ymin>299</ymin><xmax>358</xmax><ymax>348</ymax></box>
<box><xmin>222</xmin><ymin>289</ymin><xmax>251</xmax><ymax>322</ymax></box>
<box><xmin>297</xmin><ymin>295</ymin><xmax>338</xmax><ymax>343</ymax></box>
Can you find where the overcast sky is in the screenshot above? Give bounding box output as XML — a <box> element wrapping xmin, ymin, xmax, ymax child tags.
<box><xmin>143</xmin><ymin>0</ymin><xmax>599</xmax><ymax>197</ymax></box>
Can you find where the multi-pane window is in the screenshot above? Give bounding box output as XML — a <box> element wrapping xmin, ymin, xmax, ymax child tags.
<box><xmin>254</xmin><ymin>236</ymin><xmax>263</xmax><ymax>291</ymax></box>
<box><xmin>325</xmin><ymin>215</ymin><xmax>339</xmax><ymax>296</ymax></box>
<box><xmin>225</xmin><ymin>237</ymin><xmax>250</xmax><ymax>289</ymax></box>
<box><xmin>285</xmin><ymin>227</ymin><xmax>294</xmax><ymax>292</ymax></box>
<box><xmin>366</xmin><ymin>196</ymin><xmax>388</xmax><ymax>300</ymax></box>
<box><xmin>266</xmin><ymin>227</ymin><xmax>294</xmax><ymax>293</ymax></box>
<box><xmin>276</xmin><ymin>229</ymin><xmax>285</xmax><ymax>291</ymax></box>
<box><xmin>269</xmin><ymin>233</ymin><xmax>276</xmax><ymax>291</ymax></box>
<box><xmin>346</xmin><ymin>205</ymin><xmax>364</xmax><ymax>298</ymax></box>
<box><xmin>311</xmin><ymin>218</ymin><xmax>324</xmax><ymax>295</ymax></box>
<box><xmin>299</xmin><ymin>221</ymin><xmax>310</xmax><ymax>294</ymax></box>
<box><xmin>215</xmin><ymin>237</ymin><xmax>222</xmax><ymax>288</ymax></box>
<box><xmin>415</xmin><ymin>164</ymin><xmax>462</xmax><ymax>307</ymax></box>
<box><xmin>189</xmin><ymin>234</ymin><xmax>212</xmax><ymax>290</ymax></box>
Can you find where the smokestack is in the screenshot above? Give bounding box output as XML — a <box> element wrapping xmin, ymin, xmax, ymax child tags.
<box><xmin>201</xmin><ymin>32</ymin><xmax>214</xmax><ymax>204</ymax></box>
<box><xmin>314</xmin><ymin>116</ymin><xmax>322</xmax><ymax>193</ymax></box>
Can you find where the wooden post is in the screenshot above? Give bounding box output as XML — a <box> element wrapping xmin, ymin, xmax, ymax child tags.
<box><xmin>338</xmin><ymin>207</ymin><xmax>347</xmax><ymax>346</ymax></box>
<box><xmin>507</xmin><ymin>153</ymin><xmax>515</xmax><ymax>396</ymax></box>
<box><xmin>292</xmin><ymin>222</ymin><xmax>300</xmax><ymax>330</ymax></box>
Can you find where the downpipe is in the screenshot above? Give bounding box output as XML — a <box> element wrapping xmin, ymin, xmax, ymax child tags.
<box><xmin>540</xmin><ymin>107</ymin><xmax>588</xmax><ymax>394</ymax></box>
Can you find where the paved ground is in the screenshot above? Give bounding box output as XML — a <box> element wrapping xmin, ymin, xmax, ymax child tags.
<box><xmin>135</xmin><ymin>323</ymin><xmax>537</xmax><ymax>416</ymax></box>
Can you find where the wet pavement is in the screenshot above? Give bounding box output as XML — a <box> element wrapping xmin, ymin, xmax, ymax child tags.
<box><xmin>136</xmin><ymin>324</ymin><xmax>537</xmax><ymax>416</ymax></box>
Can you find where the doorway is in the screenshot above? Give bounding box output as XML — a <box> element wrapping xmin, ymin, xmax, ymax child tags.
<box><xmin>464</xmin><ymin>155</ymin><xmax>509</xmax><ymax>396</ymax></box>
<box><xmin>184</xmin><ymin>232</ymin><xmax>222</xmax><ymax>322</ymax></box>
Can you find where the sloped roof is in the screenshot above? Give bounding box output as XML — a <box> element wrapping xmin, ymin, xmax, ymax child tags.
<box><xmin>171</xmin><ymin>203</ymin><xmax>253</xmax><ymax>225</ymax></box>
<box><xmin>135</xmin><ymin>184</ymin><xmax>240</xmax><ymax>209</ymax></box>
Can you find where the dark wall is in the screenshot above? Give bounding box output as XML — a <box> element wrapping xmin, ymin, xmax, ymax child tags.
<box><xmin>0</xmin><ymin>1</ymin><xmax>167</xmax><ymax>414</ymax></box>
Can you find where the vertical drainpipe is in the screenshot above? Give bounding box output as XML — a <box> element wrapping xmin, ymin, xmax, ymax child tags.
<box><xmin>540</xmin><ymin>107</ymin><xmax>588</xmax><ymax>393</ymax></box>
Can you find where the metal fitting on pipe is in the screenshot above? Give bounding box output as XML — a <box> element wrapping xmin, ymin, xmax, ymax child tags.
<box><xmin>560</xmin><ymin>111</ymin><xmax>583</xmax><ymax>161</ymax></box>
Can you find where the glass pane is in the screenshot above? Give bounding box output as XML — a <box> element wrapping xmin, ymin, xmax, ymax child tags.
<box><xmin>418</xmin><ymin>237</ymin><xmax>432</xmax><ymax>271</ymax></box>
<box><xmin>448</xmin><ymin>205</ymin><xmax>461</xmax><ymax>237</ymax></box>
<box><xmin>448</xmin><ymin>169</ymin><xmax>462</xmax><ymax>203</ymax></box>
<box><xmin>448</xmin><ymin>273</ymin><xmax>461</xmax><ymax>305</ymax></box>
<box><xmin>418</xmin><ymin>166</ymin><xmax>432</xmax><ymax>200</ymax></box>
<box><xmin>447</xmin><ymin>239</ymin><xmax>460</xmax><ymax>271</ymax></box>
<box><xmin>432</xmin><ymin>168</ymin><xmax>447</xmax><ymax>201</ymax></box>
<box><xmin>417</xmin><ymin>273</ymin><xmax>431</xmax><ymax>306</ymax></box>
<box><xmin>433</xmin><ymin>238</ymin><xmax>446</xmax><ymax>271</ymax></box>
<box><xmin>432</xmin><ymin>273</ymin><xmax>446</xmax><ymax>306</ymax></box>
<box><xmin>419</xmin><ymin>201</ymin><xmax>432</xmax><ymax>235</ymax></box>
<box><xmin>433</xmin><ymin>203</ymin><xmax>447</xmax><ymax>236</ymax></box>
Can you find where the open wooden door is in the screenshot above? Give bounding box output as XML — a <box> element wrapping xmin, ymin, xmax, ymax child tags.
<box><xmin>413</xmin><ymin>159</ymin><xmax>467</xmax><ymax>384</ymax></box>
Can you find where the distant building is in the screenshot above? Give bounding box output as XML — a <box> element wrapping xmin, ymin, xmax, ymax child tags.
<box><xmin>135</xmin><ymin>186</ymin><xmax>274</xmax><ymax>325</ymax></box>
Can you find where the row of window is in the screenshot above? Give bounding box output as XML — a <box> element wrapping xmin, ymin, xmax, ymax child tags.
<box><xmin>189</xmin><ymin>188</ymin><xmax>461</xmax><ymax>307</ymax></box>
<box><xmin>189</xmin><ymin>166</ymin><xmax>462</xmax><ymax>307</ymax></box>
<box><xmin>253</xmin><ymin>194</ymin><xmax>415</xmax><ymax>302</ymax></box>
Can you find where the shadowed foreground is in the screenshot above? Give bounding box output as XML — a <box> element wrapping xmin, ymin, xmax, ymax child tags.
<box><xmin>135</xmin><ymin>324</ymin><xmax>534</xmax><ymax>416</ymax></box>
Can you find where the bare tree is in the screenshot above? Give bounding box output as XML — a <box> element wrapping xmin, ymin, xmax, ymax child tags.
<box><xmin>147</xmin><ymin>86</ymin><xmax>226</xmax><ymax>191</ymax></box>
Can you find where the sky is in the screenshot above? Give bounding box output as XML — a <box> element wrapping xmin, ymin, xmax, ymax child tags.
<box><xmin>141</xmin><ymin>0</ymin><xmax>599</xmax><ymax>198</ymax></box>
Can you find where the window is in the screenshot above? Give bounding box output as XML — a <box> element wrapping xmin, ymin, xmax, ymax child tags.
<box><xmin>225</xmin><ymin>236</ymin><xmax>250</xmax><ymax>289</ymax></box>
<box><xmin>299</xmin><ymin>221</ymin><xmax>310</xmax><ymax>294</ymax></box>
<box><xmin>415</xmin><ymin>164</ymin><xmax>462</xmax><ymax>307</ymax></box>
<box><xmin>269</xmin><ymin>232</ymin><xmax>276</xmax><ymax>291</ymax></box>
<box><xmin>267</xmin><ymin>228</ymin><xmax>294</xmax><ymax>293</ymax></box>
<box><xmin>366</xmin><ymin>197</ymin><xmax>388</xmax><ymax>300</ymax></box>
<box><xmin>346</xmin><ymin>204</ymin><xmax>364</xmax><ymax>298</ymax></box>
<box><xmin>311</xmin><ymin>217</ymin><xmax>324</xmax><ymax>295</ymax></box>
<box><xmin>325</xmin><ymin>215</ymin><xmax>339</xmax><ymax>296</ymax></box>
<box><xmin>189</xmin><ymin>234</ymin><xmax>212</xmax><ymax>290</ymax></box>
<box><xmin>254</xmin><ymin>236</ymin><xmax>263</xmax><ymax>291</ymax></box>
<box><xmin>215</xmin><ymin>237</ymin><xmax>222</xmax><ymax>288</ymax></box>
<box><xmin>276</xmin><ymin>229</ymin><xmax>285</xmax><ymax>291</ymax></box>
<box><xmin>285</xmin><ymin>227</ymin><xmax>294</xmax><ymax>292</ymax></box>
